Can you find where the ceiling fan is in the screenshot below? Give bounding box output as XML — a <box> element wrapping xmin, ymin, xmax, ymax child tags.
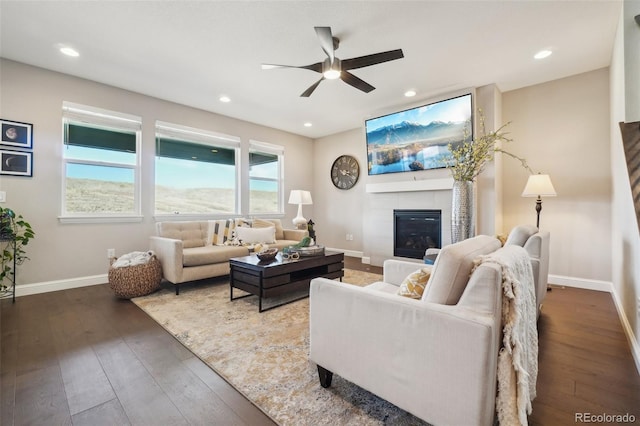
<box><xmin>261</xmin><ymin>26</ymin><xmax>404</xmax><ymax>97</ymax></box>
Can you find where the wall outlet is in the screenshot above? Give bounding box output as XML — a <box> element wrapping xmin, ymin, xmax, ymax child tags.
<box><xmin>0</xmin><ymin>191</ymin><xmax>6</xmax><ymax>203</ymax></box>
<box><xmin>107</xmin><ymin>248</ymin><xmax>115</xmax><ymax>258</ymax></box>
<box><xmin>362</xmin><ymin>256</ymin><xmax>371</xmax><ymax>264</ymax></box>
<box><xmin>345</xmin><ymin>234</ymin><xmax>354</xmax><ymax>241</ymax></box>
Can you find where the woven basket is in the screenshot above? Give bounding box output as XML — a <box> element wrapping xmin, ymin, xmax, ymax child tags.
<box><xmin>108</xmin><ymin>255</ymin><xmax>162</xmax><ymax>299</ymax></box>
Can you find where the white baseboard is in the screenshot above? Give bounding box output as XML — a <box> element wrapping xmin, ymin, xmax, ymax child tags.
<box><xmin>548</xmin><ymin>274</ymin><xmax>613</xmax><ymax>292</ymax></box>
<box><xmin>325</xmin><ymin>247</ymin><xmax>364</xmax><ymax>259</ymax></box>
<box><xmin>610</xmin><ymin>289</ymin><xmax>640</xmax><ymax>376</ymax></box>
<box><xmin>15</xmin><ymin>274</ymin><xmax>107</xmax><ymax>298</ymax></box>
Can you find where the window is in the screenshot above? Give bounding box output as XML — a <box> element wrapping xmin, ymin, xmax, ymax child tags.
<box><xmin>62</xmin><ymin>102</ymin><xmax>142</xmax><ymax>221</ymax></box>
<box><xmin>249</xmin><ymin>140</ymin><xmax>284</xmax><ymax>215</ymax></box>
<box><xmin>155</xmin><ymin>122</ymin><xmax>241</xmax><ymax>215</ymax></box>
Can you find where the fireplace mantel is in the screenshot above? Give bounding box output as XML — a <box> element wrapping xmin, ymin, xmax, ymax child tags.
<box><xmin>365</xmin><ymin>177</ymin><xmax>454</xmax><ymax>193</ymax></box>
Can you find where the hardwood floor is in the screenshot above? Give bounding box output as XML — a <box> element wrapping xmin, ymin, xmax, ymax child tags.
<box><xmin>530</xmin><ymin>285</ymin><xmax>640</xmax><ymax>425</ymax></box>
<box><xmin>2</xmin><ymin>259</ymin><xmax>639</xmax><ymax>425</ymax></box>
<box><xmin>1</xmin><ymin>282</ymin><xmax>275</xmax><ymax>426</ymax></box>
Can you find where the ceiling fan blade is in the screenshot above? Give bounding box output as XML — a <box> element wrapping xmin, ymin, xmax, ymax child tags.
<box><xmin>314</xmin><ymin>26</ymin><xmax>335</xmax><ymax>64</ymax></box>
<box><xmin>261</xmin><ymin>62</ymin><xmax>323</xmax><ymax>73</ymax></box>
<box><xmin>341</xmin><ymin>49</ymin><xmax>404</xmax><ymax>71</ymax></box>
<box><xmin>300</xmin><ymin>77</ymin><xmax>324</xmax><ymax>97</ymax></box>
<box><xmin>340</xmin><ymin>71</ymin><xmax>375</xmax><ymax>93</ymax></box>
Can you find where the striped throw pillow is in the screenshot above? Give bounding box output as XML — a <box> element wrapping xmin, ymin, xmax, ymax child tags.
<box><xmin>211</xmin><ymin>219</ymin><xmax>235</xmax><ymax>245</ymax></box>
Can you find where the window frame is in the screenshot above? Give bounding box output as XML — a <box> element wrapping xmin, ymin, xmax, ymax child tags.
<box><xmin>154</xmin><ymin>121</ymin><xmax>242</xmax><ymax>219</ymax></box>
<box><xmin>248</xmin><ymin>139</ymin><xmax>284</xmax><ymax>216</ymax></box>
<box><xmin>60</xmin><ymin>102</ymin><xmax>143</xmax><ymax>224</ymax></box>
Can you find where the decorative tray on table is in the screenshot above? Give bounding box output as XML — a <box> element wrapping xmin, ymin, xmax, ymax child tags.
<box><xmin>290</xmin><ymin>245</ymin><xmax>325</xmax><ymax>257</ymax></box>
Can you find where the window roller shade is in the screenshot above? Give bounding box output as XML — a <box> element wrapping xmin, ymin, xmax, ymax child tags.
<box><xmin>250</xmin><ymin>152</ymin><xmax>278</xmax><ymax>166</ymax></box>
<box><xmin>66</xmin><ymin>124</ymin><xmax>136</xmax><ymax>153</ymax></box>
<box><xmin>156</xmin><ymin>137</ymin><xmax>235</xmax><ymax>165</ymax></box>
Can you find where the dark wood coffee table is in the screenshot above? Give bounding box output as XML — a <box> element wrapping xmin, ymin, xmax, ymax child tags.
<box><xmin>229</xmin><ymin>251</ymin><xmax>344</xmax><ymax>312</ymax></box>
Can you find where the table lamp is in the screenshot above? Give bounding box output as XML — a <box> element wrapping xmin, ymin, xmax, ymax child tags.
<box><xmin>288</xmin><ymin>190</ymin><xmax>313</xmax><ymax>228</ymax></box>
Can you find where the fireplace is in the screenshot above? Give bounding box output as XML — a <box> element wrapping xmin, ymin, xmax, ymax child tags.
<box><xmin>393</xmin><ymin>209</ymin><xmax>441</xmax><ymax>259</ymax></box>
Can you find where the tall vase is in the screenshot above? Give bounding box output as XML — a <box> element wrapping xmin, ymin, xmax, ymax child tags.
<box><xmin>451</xmin><ymin>180</ymin><xmax>475</xmax><ymax>244</ymax></box>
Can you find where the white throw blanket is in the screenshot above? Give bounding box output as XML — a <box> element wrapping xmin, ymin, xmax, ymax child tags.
<box><xmin>112</xmin><ymin>250</ymin><xmax>155</xmax><ymax>268</ymax></box>
<box><xmin>474</xmin><ymin>245</ymin><xmax>538</xmax><ymax>426</ymax></box>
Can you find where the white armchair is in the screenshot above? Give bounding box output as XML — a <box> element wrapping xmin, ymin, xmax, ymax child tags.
<box><xmin>505</xmin><ymin>224</ymin><xmax>551</xmax><ymax>316</ymax></box>
<box><xmin>309</xmin><ymin>235</ymin><xmax>504</xmax><ymax>426</ymax></box>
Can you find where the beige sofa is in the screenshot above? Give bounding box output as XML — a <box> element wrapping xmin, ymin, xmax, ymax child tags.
<box><xmin>150</xmin><ymin>219</ymin><xmax>307</xmax><ymax>294</ymax></box>
<box><xmin>310</xmin><ymin>235</ymin><xmax>508</xmax><ymax>425</ymax></box>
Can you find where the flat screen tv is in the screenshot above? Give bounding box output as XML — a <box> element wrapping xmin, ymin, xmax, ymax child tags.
<box><xmin>365</xmin><ymin>93</ymin><xmax>472</xmax><ymax>176</ymax></box>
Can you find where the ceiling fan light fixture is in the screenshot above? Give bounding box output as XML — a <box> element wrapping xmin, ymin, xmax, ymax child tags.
<box><xmin>323</xmin><ymin>69</ymin><xmax>341</xmax><ymax>80</ymax></box>
<box><xmin>322</xmin><ymin>57</ymin><xmax>341</xmax><ymax>80</ymax></box>
<box><xmin>262</xmin><ymin>26</ymin><xmax>404</xmax><ymax>97</ymax></box>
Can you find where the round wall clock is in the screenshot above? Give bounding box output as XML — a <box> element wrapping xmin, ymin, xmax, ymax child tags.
<box><xmin>331</xmin><ymin>155</ymin><xmax>360</xmax><ymax>190</ymax></box>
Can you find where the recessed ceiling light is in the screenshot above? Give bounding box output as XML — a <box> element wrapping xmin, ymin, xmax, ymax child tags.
<box><xmin>304</xmin><ymin>122</ymin><xmax>312</xmax><ymax>127</ymax></box>
<box><xmin>219</xmin><ymin>96</ymin><xmax>231</xmax><ymax>103</ymax></box>
<box><xmin>404</xmin><ymin>90</ymin><xmax>416</xmax><ymax>97</ymax></box>
<box><xmin>60</xmin><ymin>46</ymin><xmax>79</xmax><ymax>57</ymax></box>
<box><xmin>534</xmin><ymin>50</ymin><xmax>552</xmax><ymax>60</ymax></box>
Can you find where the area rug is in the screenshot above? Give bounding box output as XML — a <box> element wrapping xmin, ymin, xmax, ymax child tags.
<box><xmin>132</xmin><ymin>269</ymin><xmax>428</xmax><ymax>425</ymax></box>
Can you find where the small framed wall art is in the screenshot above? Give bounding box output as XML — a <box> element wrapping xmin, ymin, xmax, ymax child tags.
<box><xmin>1</xmin><ymin>119</ymin><xmax>33</xmax><ymax>149</ymax></box>
<box><xmin>0</xmin><ymin>149</ymin><xmax>32</xmax><ymax>177</ymax></box>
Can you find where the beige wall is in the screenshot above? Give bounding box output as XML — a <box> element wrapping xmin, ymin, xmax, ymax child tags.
<box><xmin>0</xmin><ymin>59</ymin><xmax>313</xmax><ymax>287</ymax></box>
<box><xmin>502</xmin><ymin>68</ymin><xmax>612</xmax><ymax>282</ymax></box>
<box><xmin>312</xmin><ymin>128</ymin><xmax>366</xmax><ymax>253</ymax></box>
<box><xmin>475</xmin><ymin>84</ymin><xmax>503</xmax><ymax>237</ymax></box>
<box><xmin>611</xmin><ymin>1</ymin><xmax>640</xmax><ymax>368</ymax></box>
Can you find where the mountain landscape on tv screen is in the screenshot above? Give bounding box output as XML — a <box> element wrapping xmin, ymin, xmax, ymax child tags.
<box><xmin>366</xmin><ymin>120</ymin><xmax>466</xmax><ymax>146</ymax></box>
<box><xmin>366</xmin><ymin>119</ymin><xmax>468</xmax><ymax>175</ymax></box>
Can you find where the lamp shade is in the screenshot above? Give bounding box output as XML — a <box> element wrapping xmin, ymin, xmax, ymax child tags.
<box><xmin>522</xmin><ymin>174</ymin><xmax>557</xmax><ymax>197</ymax></box>
<box><xmin>288</xmin><ymin>190</ymin><xmax>313</xmax><ymax>205</ymax></box>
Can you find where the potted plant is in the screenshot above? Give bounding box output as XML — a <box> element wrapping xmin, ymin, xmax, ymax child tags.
<box><xmin>444</xmin><ymin>113</ymin><xmax>531</xmax><ymax>242</ymax></box>
<box><xmin>0</xmin><ymin>207</ymin><xmax>35</xmax><ymax>293</ymax></box>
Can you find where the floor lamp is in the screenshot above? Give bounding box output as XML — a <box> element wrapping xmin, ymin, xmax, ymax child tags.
<box><xmin>289</xmin><ymin>190</ymin><xmax>313</xmax><ymax>229</ymax></box>
<box><xmin>521</xmin><ymin>173</ymin><xmax>557</xmax><ymax>228</ymax></box>
<box><xmin>522</xmin><ymin>173</ymin><xmax>556</xmax><ymax>292</ymax></box>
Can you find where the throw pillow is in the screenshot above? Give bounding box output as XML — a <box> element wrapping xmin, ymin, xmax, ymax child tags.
<box><xmin>397</xmin><ymin>268</ymin><xmax>431</xmax><ymax>299</ymax></box>
<box><xmin>235</xmin><ymin>218</ymin><xmax>252</xmax><ymax>228</ymax></box>
<box><xmin>253</xmin><ymin>218</ymin><xmax>285</xmax><ymax>240</ymax></box>
<box><xmin>211</xmin><ymin>219</ymin><xmax>235</xmax><ymax>246</ymax></box>
<box><xmin>235</xmin><ymin>225</ymin><xmax>276</xmax><ymax>244</ymax></box>
<box><xmin>252</xmin><ymin>218</ymin><xmax>274</xmax><ymax>229</ymax></box>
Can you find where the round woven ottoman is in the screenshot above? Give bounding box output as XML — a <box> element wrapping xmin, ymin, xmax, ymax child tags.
<box><xmin>109</xmin><ymin>255</ymin><xmax>162</xmax><ymax>299</ymax></box>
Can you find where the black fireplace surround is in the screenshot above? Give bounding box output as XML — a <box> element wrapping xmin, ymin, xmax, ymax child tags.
<box><xmin>393</xmin><ymin>209</ymin><xmax>441</xmax><ymax>260</ymax></box>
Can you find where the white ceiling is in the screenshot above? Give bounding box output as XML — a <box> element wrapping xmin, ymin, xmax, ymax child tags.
<box><xmin>0</xmin><ymin>1</ymin><xmax>622</xmax><ymax>139</ymax></box>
